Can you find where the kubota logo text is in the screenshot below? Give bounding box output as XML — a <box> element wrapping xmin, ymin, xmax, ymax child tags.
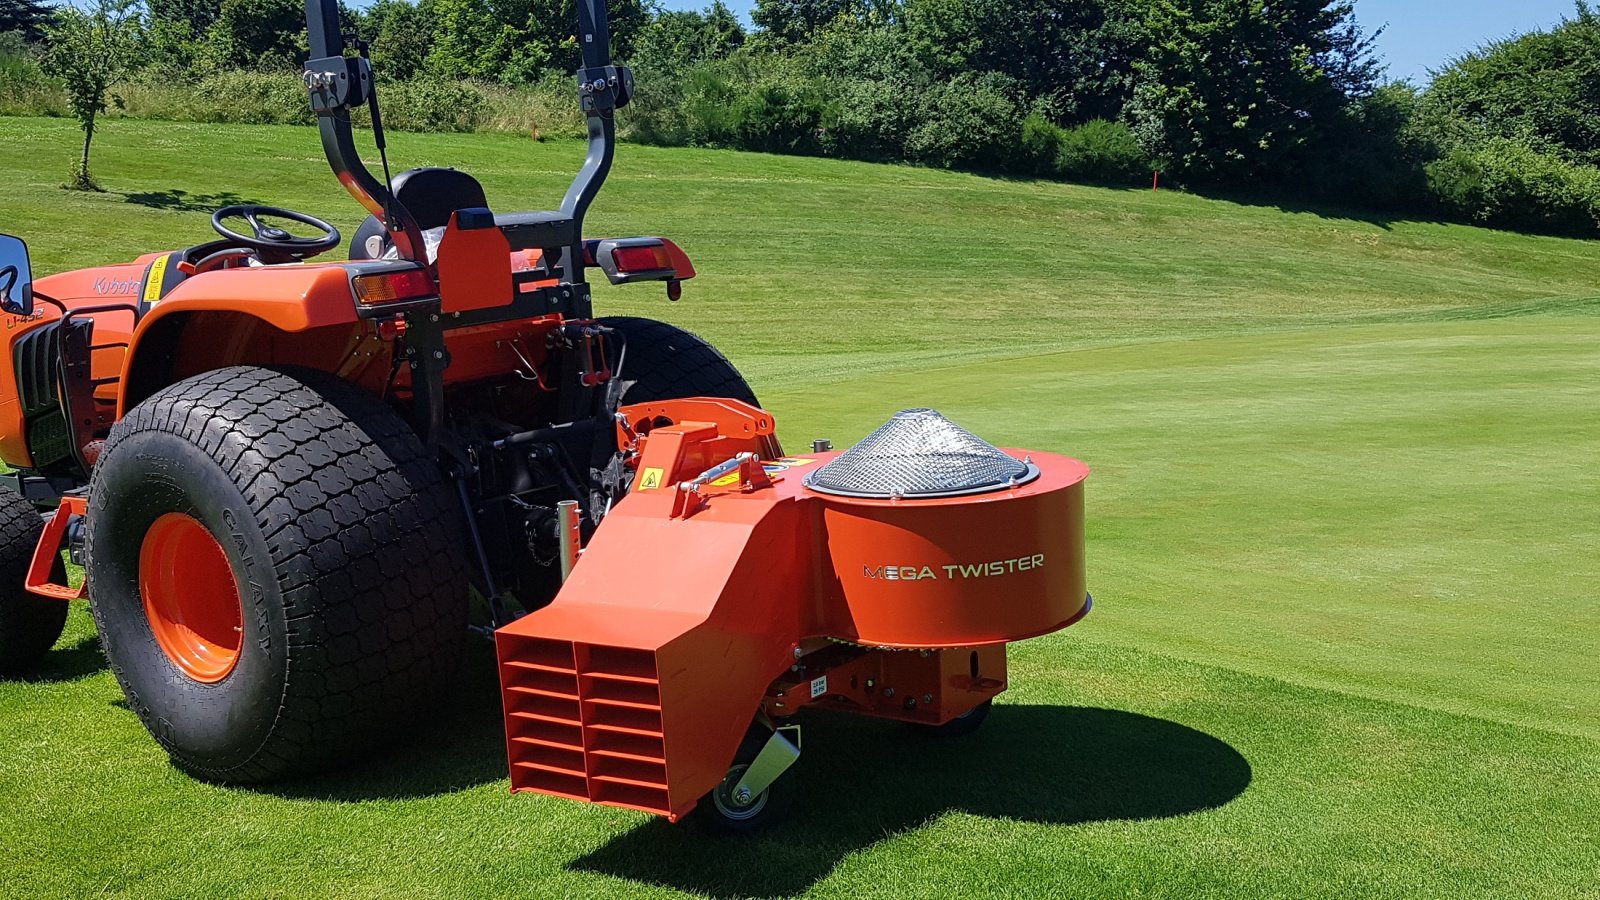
<box><xmin>95</xmin><ymin>276</ymin><xmax>140</xmax><ymax>296</ymax></box>
<box><xmin>864</xmin><ymin>554</ymin><xmax>1045</xmax><ymax>582</ymax></box>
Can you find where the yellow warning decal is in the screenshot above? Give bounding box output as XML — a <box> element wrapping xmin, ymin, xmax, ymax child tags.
<box><xmin>710</xmin><ymin>472</ymin><xmax>741</xmax><ymax>487</ymax></box>
<box><xmin>142</xmin><ymin>254</ymin><xmax>170</xmax><ymax>303</ymax></box>
<box><xmin>765</xmin><ymin>458</ymin><xmax>815</xmax><ymax>469</ymax></box>
<box><xmin>639</xmin><ymin>467</ymin><xmax>665</xmax><ymax>490</ymax></box>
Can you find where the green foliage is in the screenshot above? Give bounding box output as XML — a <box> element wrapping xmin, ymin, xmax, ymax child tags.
<box><xmin>1129</xmin><ymin>0</ymin><xmax>1378</xmax><ymax>183</ymax></box>
<box><xmin>0</xmin><ymin>30</ymin><xmax>65</xmax><ymax>116</ymax></box>
<box><xmin>42</xmin><ymin>0</ymin><xmax>141</xmax><ymax>189</ymax></box>
<box><xmin>750</xmin><ymin>0</ymin><xmax>871</xmax><ymax>45</ymax></box>
<box><xmin>631</xmin><ymin>0</ymin><xmax>744</xmax><ymax>75</ymax></box>
<box><xmin>0</xmin><ymin>0</ymin><xmax>53</xmax><ymax>41</ymax></box>
<box><xmin>181</xmin><ymin>68</ymin><xmax>313</xmax><ymax>123</ymax></box>
<box><xmin>904</xmin><ymin>71</ymin><xmax>1024</xmax><ymax>171</ymax></box>
<box><xmin>360</xmin><ymin>0</ymin><xmax>435</xmax><ymax>77</ymax></box>
<box><xmin>904</xmin><ymin>0</ymin><xmax>1141</xmax><ymax>124</ymax></box>
<box><xmin>425</xmin><ymin>0</ymin><xmax>645</xmax><ymax>84</ymax></box>
<box><xmin>1427</xmin><ymin>138</ymin><xmax>1600</xmax><ymax>236</ymax></box>
<box><xmin>198</xmin><ymin>0</ymin><xmax>304</xmax><ymax>71</ymax></box>
<box><xmin>1416</xmin><ymin>8</ymin><xmax>1600</xmax><ymax>168</ymax></box>
<box><xmin>380</xmin><ymin>76</ymin><xmax>486</xmax><ymax>132</ymax></box>
<box><xmin>1055</xmin><ymin>118</ymin><xmax>1151</xmax><ymax>184</ymax></box>
<box><xmin>628</xmin><ymin>52</ymin><xmax>826</xmax><ymax>153</ymax></box>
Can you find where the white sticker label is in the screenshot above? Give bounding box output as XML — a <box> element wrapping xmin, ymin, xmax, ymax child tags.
<box><xmin>810</xmin><ymin>676</ymin><xmax>827</xmax><ymax>699</ymax></box>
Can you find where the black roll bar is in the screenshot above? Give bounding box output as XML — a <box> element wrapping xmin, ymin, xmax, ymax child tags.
<box><xmin>302</xmin><ymin>0</ymin><xmax>633</xmax><ymax>284</ymax></box>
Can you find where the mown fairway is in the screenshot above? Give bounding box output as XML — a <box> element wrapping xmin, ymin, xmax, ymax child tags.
<box><xmin>2</xmin><ymin>117</ymin><xmax>1597</xmax><ymax>899</ymax></box>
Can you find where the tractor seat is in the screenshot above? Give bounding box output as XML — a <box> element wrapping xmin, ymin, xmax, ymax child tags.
<box><xmin>350</xmin><ymin>167</ymin><xmax>489</xmax><ymax>260</ymax></box>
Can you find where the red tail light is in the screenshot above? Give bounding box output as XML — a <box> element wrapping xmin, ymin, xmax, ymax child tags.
<box><xmin>612</xmin><ymin>244</ymin><xmax>672</xmax><ymax>273</ymax></box>
<box><xmin>353</xmin><ymin>268</ymin><xmax>436</xmax><ymax>305</ymax></box>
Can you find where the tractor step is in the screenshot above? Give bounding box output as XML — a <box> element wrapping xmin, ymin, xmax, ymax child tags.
<box><xmin>25</xmin><ymin>495</ymin><xmax>87</xmax><ymax>600</ymax></box>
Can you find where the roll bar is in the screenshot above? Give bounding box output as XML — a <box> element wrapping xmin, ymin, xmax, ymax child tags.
<box><xmin>302</xmin><ymin>0</ymin><xmax>632</xmax><ymax>279</ymax></box>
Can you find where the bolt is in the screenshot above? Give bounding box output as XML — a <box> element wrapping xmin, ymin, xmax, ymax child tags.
<box><xmin>432</xmin><ymin>350</ymin><xmax>444</xmax><ymax>360</ymax></box>
<box><xmin>884</xmin><ymin>688</ymin><xmax>895</xmax><ymax>699</ymax></box>
<box><xmin>734</xmin><ymin>787</ymin><xmax>753</xmax><ymax>804</ymax></box>
<box><xmin>923</xmin><ymin>694</ymin><xmax>933</xmax><ymax>705</ymax></box>
<box><xmin>429</xmin><ymin>313</ymin><xmax>439</xmax><ymax>323</ymax></box>
<box><xmin>793</xmin><ymin>646</ymin><xmax>803</xmax><ymax>659</ymax></box>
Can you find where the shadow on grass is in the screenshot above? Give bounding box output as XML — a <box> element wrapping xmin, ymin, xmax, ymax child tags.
<box><xmin>246</xmin><ymin>644</ymin><xmax>510</xmax><ymax>802</ymax></box>
<box><xmin>120</xmin><ymin>189</ymin><xmax>263</xmax><ymax>213</ymax></box>
<box><xmin>573</xmin><ymin>704</ymin><xmax>1251</xmax><ymax>898</ymax></box>
<box><xmin>17</xmin><ymin>632</ymin><xmax>106</xmax><ymax>683</ymax></box>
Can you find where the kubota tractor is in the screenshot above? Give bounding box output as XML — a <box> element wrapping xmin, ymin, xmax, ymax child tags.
<box><xmin>0</xmin><ymin>0</ymin><xmax>1091</xmax><ymax>831</ymax></box>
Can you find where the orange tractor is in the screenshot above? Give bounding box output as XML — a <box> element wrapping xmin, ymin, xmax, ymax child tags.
<box><xmin>0</xmin><ymin>0</ymin><xmax>1090</xmax><ymax>830</ymax></box>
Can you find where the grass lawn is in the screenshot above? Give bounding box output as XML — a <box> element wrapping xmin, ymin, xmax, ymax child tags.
<box><xmin>2</xmin><ymin>117</ymin><xmax>1598</xmax><ymax>899</ymax></box>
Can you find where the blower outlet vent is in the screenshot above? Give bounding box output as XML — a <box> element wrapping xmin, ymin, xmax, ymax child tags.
<box><xmin>804</xmin><ymin>408</ymin><xmax>1039</xmax><ymax>499</ymax></box>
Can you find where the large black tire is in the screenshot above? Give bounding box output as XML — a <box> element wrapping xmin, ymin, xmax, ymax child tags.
<box><xmin>0</xmin><ymin>487</ymin><xmax>68</xmax><ymax>676</ymax></box>
<box><xmin>85</xmin><ymin>366</ymin><xmax>470</xmax><ymax>783</ymax></box>
<box><xmin>600</xmin><ymin>317</ymin><xmax>758</xmax><ymax>406</ymax></box>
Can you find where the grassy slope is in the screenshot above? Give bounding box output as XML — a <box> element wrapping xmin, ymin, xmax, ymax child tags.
<box><xmin>2</xmin><ymin>117</ymin><xmax>1598</xmax><ymax>899</ymax></box>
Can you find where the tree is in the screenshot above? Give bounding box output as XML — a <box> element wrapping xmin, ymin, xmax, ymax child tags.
<box><xmin>1128</xmin><ymin>0</ymin><xmax>1380</xmax><ymax>183</ymax></box>
<box><xmin>903</xmin><ymin>0</ymin><xmax>1145</xmax><ymax>124</ymax></box>
<box><xmin>0</xmin><ymin>0</ymin><xmax>53</xmax><ymax>41</ymax></box>
<box><xmin>43</xmin><ymin>0</ymin><xmax>141</xmax><ymax>191</ymax></box>
<box><xmin>201</xmin><ymin>0</ymin><xmax>305</xmax><ymax>70</ymax></box>
<box><xmin>751</xmin><ymin>0</ymin><xmax>877</xmax><ymax>45</ymax></box>
<box><xmin>425</xmin><ymin>0</ymin><xmax>646</xmax><ymax>84</ymax></box>
<box><xmin>1416</xmin><ymin>4</ymin><xmax>1600</xmax><ymax>167</ymax></box>
<box><xmin>361</xmin><ymin>0</ymin><xmax>437</xmax><ymax>77</ymax></box>
<box><xmin>632</xmin><ymin>1</ymin><xmax>745</xmax><ymax>73</ymax></box>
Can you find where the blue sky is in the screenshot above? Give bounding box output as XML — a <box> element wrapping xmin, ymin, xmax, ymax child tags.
<box><xmin>656</xmin><ymin>0</ymin><xmax>1584</xmax><ymax>85</ymax></box>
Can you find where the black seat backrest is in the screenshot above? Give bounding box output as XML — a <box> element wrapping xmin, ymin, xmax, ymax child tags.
<box><xmin>348</xmin><ymin>167</ymin><xmax>489</xmax><ymax>260</ymax></box>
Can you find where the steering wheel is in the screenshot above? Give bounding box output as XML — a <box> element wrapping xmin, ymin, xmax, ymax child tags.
<box><xmin>211</xmin><ymin>205</ymin><xmax>341</xmax><ymax>260</ymax></box>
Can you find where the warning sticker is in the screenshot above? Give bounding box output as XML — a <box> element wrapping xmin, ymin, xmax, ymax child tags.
<box><xmin>710</xmin><ymin>472</ymin><xmax>741</xmax><ymax>487</ymax></box>
<box><xmin>769</xmin><ymin>458</ymin><xmax>816</xmax><ymax>468</ymax></box>
<box><xmin>639</xmin><ymin>467</ymin><xmax>665</xmax><ymax>490</ymax></box>
<box><xmin>810</xmin><ymin>675</ymin><xmax>827</xmax><ymax>699</ymax></box>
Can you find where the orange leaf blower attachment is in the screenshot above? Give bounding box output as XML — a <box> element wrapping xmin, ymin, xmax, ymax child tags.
<box><xmin>494</xmin><ymin>400</ymin><xmax>1090</xmax><ymax>827</ymax></box>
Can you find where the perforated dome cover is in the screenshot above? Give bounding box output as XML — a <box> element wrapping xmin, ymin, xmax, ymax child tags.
<box><xmin>805</xmin><ymin>408</ymin><xmax>1039</xmax><ymax>499</ymax></box>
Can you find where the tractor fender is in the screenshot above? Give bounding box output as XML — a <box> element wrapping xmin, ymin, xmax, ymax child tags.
<box><xmin>119</xmin><ymin>265</ymin><xmax>379</xmax><ymax>414</ymax></box>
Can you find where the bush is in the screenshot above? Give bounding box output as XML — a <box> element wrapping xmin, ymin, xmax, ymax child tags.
<box><xmin>1018</xmin><ymin>113</ymin><xmax>1065</xmax><ymax>175</ymax></box>
<box><xmin>0</xmin><ymin>30</ymin><xmax>65</xmax><ymax>116</ymax></box>
<box><xmin>904</xmin><ymin>71</ymin><xmax>1023</xmax><ymax>171</ymax></box>
<box><xmin>818</xmin><ymin>76</ymin><xmax>919</xmax><ymax>161</ymax></box>
<box><xmin>627</xmin><ymin>53</ymin><xmax>825</xmax><ymax>154</ymax></box>
<box><xmin>1054</xmin><ymin>118</ymin><xmax>1150</xmax><ymax>184</ymax></box>
<box><xmin>170</xmin><ymin>68</ymin><xmax>312</xmax><ymax>124</ymax></box>
<box><xmin>1426</xmin><ymin>138</ymin><xmax>1600</xmax><ymax>236</ymax></box>
<box><xmin>381</xmin><ymin>77</ymin><xmax>485</xmax><ymax>133</ymax></box>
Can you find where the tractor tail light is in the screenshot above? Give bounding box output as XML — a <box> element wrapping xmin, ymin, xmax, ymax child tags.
<box><xmin>592</xmin><ymin>238</ymin><xmax>694</xmax><ymax>285</ymax></box>
<box><xmin>353</xmin><ymin>268</ymin><xmax>436</xmax><ymax>305</ymax></box>
<box><xmin>612</xmin><ymin>244</ymin><xmax>672</xmax><ymax>273</ymax></box>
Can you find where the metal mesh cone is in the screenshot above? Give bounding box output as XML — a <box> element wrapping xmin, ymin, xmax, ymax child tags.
<box><xmin>804</xmin><ymin>408</ymin><xmax>1038</xmax><ymax>499</ymax></box>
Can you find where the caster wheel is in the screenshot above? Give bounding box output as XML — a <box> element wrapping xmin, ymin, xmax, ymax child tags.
<box><xmin>692</xmin><ymin>727</ymin><xmax>798</xmax><ymax>834</ymax></box>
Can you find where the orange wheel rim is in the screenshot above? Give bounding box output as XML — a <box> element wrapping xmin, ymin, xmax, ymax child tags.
<box><xmin>139</xmin><ymin>512</ymin><xmax>244</xmax><ymax>683</ymax></box>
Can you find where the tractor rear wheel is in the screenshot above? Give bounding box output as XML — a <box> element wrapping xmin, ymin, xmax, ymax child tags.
<box><xmin>600</xmin><ymin>317</ymin><xmax>757</xmax><ymax>406</ymax></box>
<box><xmin>85</xmin><ymin>366</ymin><xmax>470</xmax><ymax>783</ymax></box>
<box><xmin>0</xmin><ymin>487</ymin><xmax>69</xmax><ymax>676</ymax></box>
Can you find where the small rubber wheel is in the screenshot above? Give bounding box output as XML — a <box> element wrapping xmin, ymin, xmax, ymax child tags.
<box><xmin>0</xmin><ymin>486</ymin><xmax>69</xmax><ymax>676</ymax></box>
<box><xmin>692</xmin><ymin>727</ymin><xmax>797</xmax><ymax>834</ymax></box>
<box><xmin>911</xmin><ymin>699</ymin><xmax>992</xmax><ymax>737</ymax></box>
<box><xmin>85</xmin><ymin>366</ymin><xmax>470</xmax><ymax>783</ymax></box>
